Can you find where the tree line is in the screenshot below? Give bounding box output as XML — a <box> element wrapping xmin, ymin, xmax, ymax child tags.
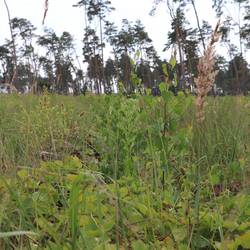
<box><xmin>0</xmin><ymin>0</ymin><xmax>250</xmax><ymax>95</ymax></box>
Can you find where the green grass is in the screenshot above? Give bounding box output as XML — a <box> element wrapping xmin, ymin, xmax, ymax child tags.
<box><xmin>0</xmin><ymin>92</ymin><xmax>250</xmax><ymax>249</ymax></box>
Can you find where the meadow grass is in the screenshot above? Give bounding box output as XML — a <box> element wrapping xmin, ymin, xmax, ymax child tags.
<box><xmin>0</xmin><ymin>93</ymin><xmax>250</xmax><ymax>249</ymax></box>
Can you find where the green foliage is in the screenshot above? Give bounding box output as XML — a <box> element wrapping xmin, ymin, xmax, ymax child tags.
<box><xmin>1</xmin><ymin>155</ymin><xmax>249</xmax><ymax>249</ymax></box>
<box><xmin>0</xmin><ymin>94</ymin><xmax>250</xmax><ymax>249</ymax></box>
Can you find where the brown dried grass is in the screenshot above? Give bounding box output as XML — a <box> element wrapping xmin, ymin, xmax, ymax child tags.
<box><xmin>195</xmin><ymin>20</ymin><xmax>221</xmax><ymax>123</ymax></box>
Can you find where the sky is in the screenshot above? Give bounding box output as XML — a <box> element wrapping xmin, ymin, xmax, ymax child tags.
<box><xmin>0</xmin><ymin>0</ymin><xmax>249</xmax><ymax>63</ymax></box>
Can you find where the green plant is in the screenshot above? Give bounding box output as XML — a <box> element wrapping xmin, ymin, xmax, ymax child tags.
<box><xmin>0</xmin><ymin>93</ymin><xmax>249</xmax><ymax>249</ymax></box>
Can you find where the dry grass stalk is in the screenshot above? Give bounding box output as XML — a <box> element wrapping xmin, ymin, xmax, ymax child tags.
<box><xmin>195</xmin><ymin>20</ymin><xmax>221</xmax><ymax>123</ymax></box>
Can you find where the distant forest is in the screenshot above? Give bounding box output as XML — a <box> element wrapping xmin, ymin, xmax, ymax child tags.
<box><xmin>0</xmin><ymin>0</ymin><xmax>250</xmax><ymax>95</ymax></box>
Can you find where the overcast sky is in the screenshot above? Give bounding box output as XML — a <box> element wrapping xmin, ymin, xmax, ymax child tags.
<box><xmin>0</xmin><ymin>0</ymin><xmax>249</xmax><ymax>62</ymax></box>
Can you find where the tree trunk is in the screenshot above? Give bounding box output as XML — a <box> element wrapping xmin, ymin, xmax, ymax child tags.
<box><xmin>99</xmin><ymin>14</ymin><xmax>106</xmax><ymax>93</ymax></box>
<box><xmin>237</xmin><ymin>1</ymin><xmax>243</xmax><ymax>55</ymax></box>
<box><xmin>176</xmin><ymin>26</ymin><xmax>185</xmax><ymax>89</ymax></box>
<box><xmin>191</xmin><ymin>0</ymin><xmax>206</xmax><ymax>50</ymax></box>
<box><xmin>4</xmin><ymin>0</ymin><xmax>18</xmax><ymax>86</ymax></box>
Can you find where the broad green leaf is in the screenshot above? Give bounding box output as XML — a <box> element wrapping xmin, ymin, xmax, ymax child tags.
<box><xmin>159</xmin><ymin>82</ymin><xmax>167</xmax><ymax>93</ymax></box>
<box><xmin>223</xmin><ymin>220</ymin><xmax>238</xmax><ymax>231</ymax></box>
<box><xmin>17</xmin><ymin>169</ymin><xmax>29</xmax><ymax>179</ymax></box>
<box><xmin>172</xmin><ymin>227</ymin><xmax>186</xmax><ymax>242</ymax></box>
<box><xmin>169</xmin><ymin>55</ymin><xmax>177</xmax><ymax>68</ymax></box>
<box><xmin>210</xmin><ymin>173</ymin><xmax>220</xmax><ymax>185</ymax></box>
<box><xmin>132</xmin><ymin>240</ymin><xmax>148</xmax><ymax>250</ymax></box>
<box><xmin>235</xmin><ymin>230</ymin><xmax>250</xmax><ymax>248</ymax></box>
<box><xmin>238</xmin><ymin>221</ymin><xmax>250</xmax><ymax>231</ymax></box>
<box><xmin>162</xmin><ymin>64</ymin><xmax>168</xmax><ymax>78</ymax></box>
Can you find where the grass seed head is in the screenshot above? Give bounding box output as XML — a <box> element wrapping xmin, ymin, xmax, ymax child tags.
<box><xmin>195</xmin><ymin>20</ymin><xmax>221</xmax><ymax>123</ymax></box>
